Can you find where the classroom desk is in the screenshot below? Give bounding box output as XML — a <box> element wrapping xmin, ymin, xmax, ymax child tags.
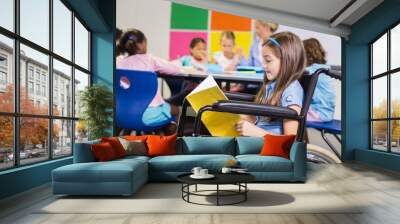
<box><xmin>158</xmin><ymin>72</ymin><xmax>264</xmax><ymax>91</ymax></box>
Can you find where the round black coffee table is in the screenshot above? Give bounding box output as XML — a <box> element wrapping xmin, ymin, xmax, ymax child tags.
<box><xmin>177</xmin><ymin>173</ymin><xmax>255</xmax><ymax>206</ymax></box>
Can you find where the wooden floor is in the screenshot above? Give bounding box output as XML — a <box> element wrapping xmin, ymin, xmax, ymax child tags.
<box><xmin>1</xmin><ymin>162</ymin><xmax>400</xmax><ymax>224</ymax></box>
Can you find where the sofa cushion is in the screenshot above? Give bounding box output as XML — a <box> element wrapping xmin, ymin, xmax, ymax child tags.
<box><xmin>101</xmin><ymin>137</ymin><xmax>127</xmax><ymax>158</ymax></box>
<box><xmin>52</xmin><ymin>158</ymin><xmax>147</xmax><ymax>183</ymax></box>
<box><xmin>123</xmin><ymin>135</ymin><xmax>148</xmax><ymax>141</ymax></box>
<box><xmin>149</xmin><ymin>154</ymin><xmax>235</xmax><ymax>172</ymax></box>
<box><xmin>236</xmin><ymin>155</ymin><xmax>293</xmax><ymax>172</ymax></box>
<box><xmin>91</xmin><ymin>142</ymin><xmax>118</xmax><ymax>161</ymax></box>
<box><xmin>115</xmin><ymin>155</ymin><xmax>150</xmax><ymax>164</ymax></box>
<box><xmin>118</xmin><ymin>137</ymin><xmax>147</xmax><ymax>156</ymax></box>
<box><xmin>260</xmin><ymin>134</ymin><xmax>296</xmax><ymax>159</ymax></box>
<box><xmin>147</xmin><ymin>134</ymin><xmax>177</xmax><ymax>157</ymax></box>
<box><xmin>177</xmin><ymin>137</ymin><xmax>235</xmax><ymax>155</ymax></box>
<box><xmin>235</xmin><ymin>137</ymin><xmax>263</xmax><ymax>155</ymax></box>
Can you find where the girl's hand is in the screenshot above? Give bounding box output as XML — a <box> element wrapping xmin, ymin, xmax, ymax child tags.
<box><xmin>224</xmin><ymin>64</ymin><xmax>237</xmax><ymax>72</ymax></box>
<box><xmin>235</xmin><ymin>120</ymin><xmax>266</xmax><ymax>137</ymax></box>
<box><xmin>199</xmin><ymin>51</ymin><xmax>208</xmax><ymax>63</ymax></box>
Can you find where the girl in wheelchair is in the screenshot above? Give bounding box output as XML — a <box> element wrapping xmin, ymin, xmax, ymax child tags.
<box><xmin>235</xmin><ymin>31</ymin><xmax>306</xmax><ymax>137</ymax></box>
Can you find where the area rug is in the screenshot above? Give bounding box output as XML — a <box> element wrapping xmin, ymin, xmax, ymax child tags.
<box><xmin>37</xmin><ymin>183</ymin><xmax>362</xmax><ymax>214</ymax></box>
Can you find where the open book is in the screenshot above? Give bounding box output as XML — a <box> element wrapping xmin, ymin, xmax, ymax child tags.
<box><xmin>186</xmin><ymin>76</ymin><xmax>240</xmax><ymax>136</ymax></box>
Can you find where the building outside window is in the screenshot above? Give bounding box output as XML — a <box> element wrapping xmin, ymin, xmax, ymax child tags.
<box><xmin>0</xmin><ymin>54</ymin><xmax>7</xmax><ymax>90</ymax></box>
<box><xmin>28</xmin><ymin>66</ymin><xmax>34</xmax><ymax>80</ymax></box>
<box><xmin>28</xmin><ymin>81</ymin><xmax>34</xmax><ymax>94</ymax></box>
<box><xmin>0</xmin><ymin>71</ymin><xmax>6</xmax><ymax>85</ymax></box>
<box><xmin>41</xmin><ymin>73</ymin><xmax>46</xmax><ymax>83</ymax></box>
<box><xmin>35</xmin><ymin>70</ymin><xmax>41</xmax><ymax>81</ymax></box>
<box><xmin>41</xmin><ymin>85</ymin><xmax>46</xmax><ymax>97</ymax></box>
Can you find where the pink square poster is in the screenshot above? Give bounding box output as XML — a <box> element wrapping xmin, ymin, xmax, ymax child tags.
<box><xmin>169</xmin><ymin>31</ymin><xmax>208</xmax><ymax>60</ymax></box>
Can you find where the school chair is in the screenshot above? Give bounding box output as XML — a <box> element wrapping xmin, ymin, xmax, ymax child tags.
<box><xmin>115</xmin><ymin>69</ymin><xmax>173</xmax><ymax>133</ymax></box>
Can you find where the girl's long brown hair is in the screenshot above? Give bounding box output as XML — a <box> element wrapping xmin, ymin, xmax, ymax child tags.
<box><xmin>255</xmin><ymin>32</ymin><xmax>306</xmax><ymax>107</ymax></box>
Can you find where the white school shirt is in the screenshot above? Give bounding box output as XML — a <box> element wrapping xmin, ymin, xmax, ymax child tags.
<box><xmin>212</xmin><ymin>51</ymin><xmax>239</xmax><ymax>70</ymax></box>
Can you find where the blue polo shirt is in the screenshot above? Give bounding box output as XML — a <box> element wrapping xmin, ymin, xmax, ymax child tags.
<box><xmin>255</xmin><ymin>80</ymin><xmax>304</xmax><ymax>134</ymax></box>
<box><xmin>240</xmin><ymin>36</ymin><xmax>263</xmax><ymax>67</ymax></box>
<box><xmin>306</xmin><ymin>64</ymin><xmax>336</xmax><ymax>122</ymax></box>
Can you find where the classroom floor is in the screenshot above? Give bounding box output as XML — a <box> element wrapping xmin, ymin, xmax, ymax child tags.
<box><xmin>0</xmin><ymin>162</ymin><xmax>399</xmax><ymax>224</ymax></box>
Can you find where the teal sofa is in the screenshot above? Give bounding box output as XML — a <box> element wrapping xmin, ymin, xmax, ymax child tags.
<box><xmin>52</xmin><ymin>137</ymin><xmax>306</xmax><ymax>196</ymax></box>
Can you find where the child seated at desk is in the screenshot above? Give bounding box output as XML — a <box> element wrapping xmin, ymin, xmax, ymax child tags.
<box><xmin>167</xmin><ymin>37</ymin><xmax>212</xmax><ymax>107</ymax></box>
<box><xmin>176</xmin><ymin>37</ymin><xmax>208</xmax><ymax>72</ymax></box>
<box><xmin>117</xmin><ymin>28</ymin><xmax>182</xmax><ymax>134</ymax></box>
<box><xmin>212</xmin><ymin>31</ymin><xmax>243</xmax><ymax>71</ymax></box>
<box><xmin>212</xmin><ymin>31</ymin><xmax>245</xmax><ymax>91</ymax></box>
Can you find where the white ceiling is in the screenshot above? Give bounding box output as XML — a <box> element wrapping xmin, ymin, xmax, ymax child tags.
<box><xmin>169</xmin><ymin>0</ymin><xmax>384</xmax><ymax>37</ymax></box>
<box><xmin>226</xmin><ymin>0</ymin><xmax>352</xmax><ymax>22</ymax></box>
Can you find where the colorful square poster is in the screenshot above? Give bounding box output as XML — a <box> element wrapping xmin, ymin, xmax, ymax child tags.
<box><xmin>169</xmin><ymin>31</ymin><xmax>208</xmax><ymax>60</ymax></box>
<box><xmin>211</xmin><ymin>11</ymin><xmax>252</xmax><ymax>31</ymax></box>
<box><xmin>170</xmin><ymin>3</ymin><xmax>209</xmax><ymax>30</ymax></box>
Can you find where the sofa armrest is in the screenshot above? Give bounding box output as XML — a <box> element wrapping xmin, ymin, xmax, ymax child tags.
<box><xmin>289</xmin><ymin>141</ymin><xmax>307</xmax><ymax>181</ymax></box>
<box><xmin>73</xmin><ymin>140</ymin><xmax>100</xmax><ymax>163</ymax></box>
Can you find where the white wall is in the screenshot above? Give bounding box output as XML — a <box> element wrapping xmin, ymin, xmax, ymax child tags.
<box><xmin>276</xmin><ymin>25</ymin><xmax>342</xmax><ymax>119</ymax></box>
<box><xmin>117</xmin><ymin>0</ymin><xmax>171</xmax><ymax>59</ymax></box>
<box><xmin>277</xmin><ymin>25</ymin><xmax>341</xmax><ymax>66</ymax></box>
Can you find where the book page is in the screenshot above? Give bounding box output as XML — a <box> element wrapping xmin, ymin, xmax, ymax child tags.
<box><xmin>186</xmin><ymin>76</ymin><xmax>239</xmax><ymax>136</ymax></box>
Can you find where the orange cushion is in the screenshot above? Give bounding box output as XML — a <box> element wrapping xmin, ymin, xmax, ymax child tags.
<box><xmin>146</xmin><ymin>134</ymin><xmax>177</xmax><ymax>157</ymax></box>
<box><xmin>259</xmin><ymin>134</ymin><xmax>296</xmax><ymax>159</ymax></box>
<box><xmin>101</xmin><ymin>137</ymin><xmax>126</xmax><ymax>158</ymax></box>
<box><xmin>91</xmin><ymin>142</ymin><xmax>118</xmax><ymax>162</ymax></box>
<box><xmin>123</xmin><ymin>135</ymin><xmax>148</xmax><ymax>141</ymax></box>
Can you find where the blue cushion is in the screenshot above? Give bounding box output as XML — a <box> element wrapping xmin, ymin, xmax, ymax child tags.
<box><xmin>235</xmin><ymin>137</ymin><xmax>264</xmax><ymax>155</ymax></box>
<box><xmin>149</xmin><ymin>154</ymin><xmax>235</xmax><ymax>172</ymax></box>
<box><xmin>73</xmin><ymin>140</ymin><xmax>100</xmax><ymax>163</ymax></box>
<box><xmin>52</xmin><ymin>157</ymin><xmax>148</xmax><ymax>195</ymax></box>
<box><xmin>177</xmin><ymin>137</ymin><xmax>235</xmax><ymax>155</ymax></box>
<box><xmin>236</xmin><ymin>155</ymin><xmax>293</xmax><ymax>172</ymax></box>
<box><xmin>53</xmin><ymin>159</ymin><xmax>147</xmax><ymax>183</ymax></box>
<box><xmin>117</xmin><ymin>155</ymin><xmax>150</xmax><ymax>163</ymax></box>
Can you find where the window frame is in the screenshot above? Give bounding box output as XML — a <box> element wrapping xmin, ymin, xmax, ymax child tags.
<box><xmin>0</xmin><ymin>0</ymin><xmax>92</xmax><ymax>171</ymax></box>
<box><xmin>370</xmin><ymin>20</ymin><xmax>400</xmax><ymax>154</ymax></box>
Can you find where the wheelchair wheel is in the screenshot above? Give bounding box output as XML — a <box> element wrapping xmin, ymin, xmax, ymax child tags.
<box><xmin>307</xmin><ymin>144</ymin><xmax>341</xmax><ymax>164</ymax></box>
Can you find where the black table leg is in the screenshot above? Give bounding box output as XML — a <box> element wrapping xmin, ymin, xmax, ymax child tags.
<box><xmin>187</xmin><ymin>184</ymin><xmax>190</xmax><ymax>202</ymax></box>
<box><xmin>217</xmin><ymin>184</ymin><xmax>219</xmax><ymax>206</ymax></box>
<box><xmin>181</xmin><ymin>183</ymin><xmax>183</xmax><ymax>199</ymax></box>
<box><xmin>245</xmin><ymin>183</ymin><xmax>247</xmax><ymax>201</ymax></box>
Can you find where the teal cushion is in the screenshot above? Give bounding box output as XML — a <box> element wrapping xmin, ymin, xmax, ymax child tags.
<box><xmin>235</xmin><ymin>137</ymin><xmax>263</xmax><ymax>155</ymax></box>
<box><xmin>236</xmin><ymin>155</ymin><xmax>293</xmax><ymax>172</ymax></box>
<box><xmin>177</xmin><ymin>137</ymin><xmax>235</xmax><ymax>155</ymax></box>
<box><xmin>149</xmin><ymin>154</ymin><xmax>235</xmax><ymax>172</ymax></box>
<box><xmin>52</xmin><ymin>159</ymin><xmax>147</xmax><ymax>183</ymax></box>
<box><xmin>117</xmin><ymin>155</ymin><xmax>150</xmax><ymax>163</ymax></box>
